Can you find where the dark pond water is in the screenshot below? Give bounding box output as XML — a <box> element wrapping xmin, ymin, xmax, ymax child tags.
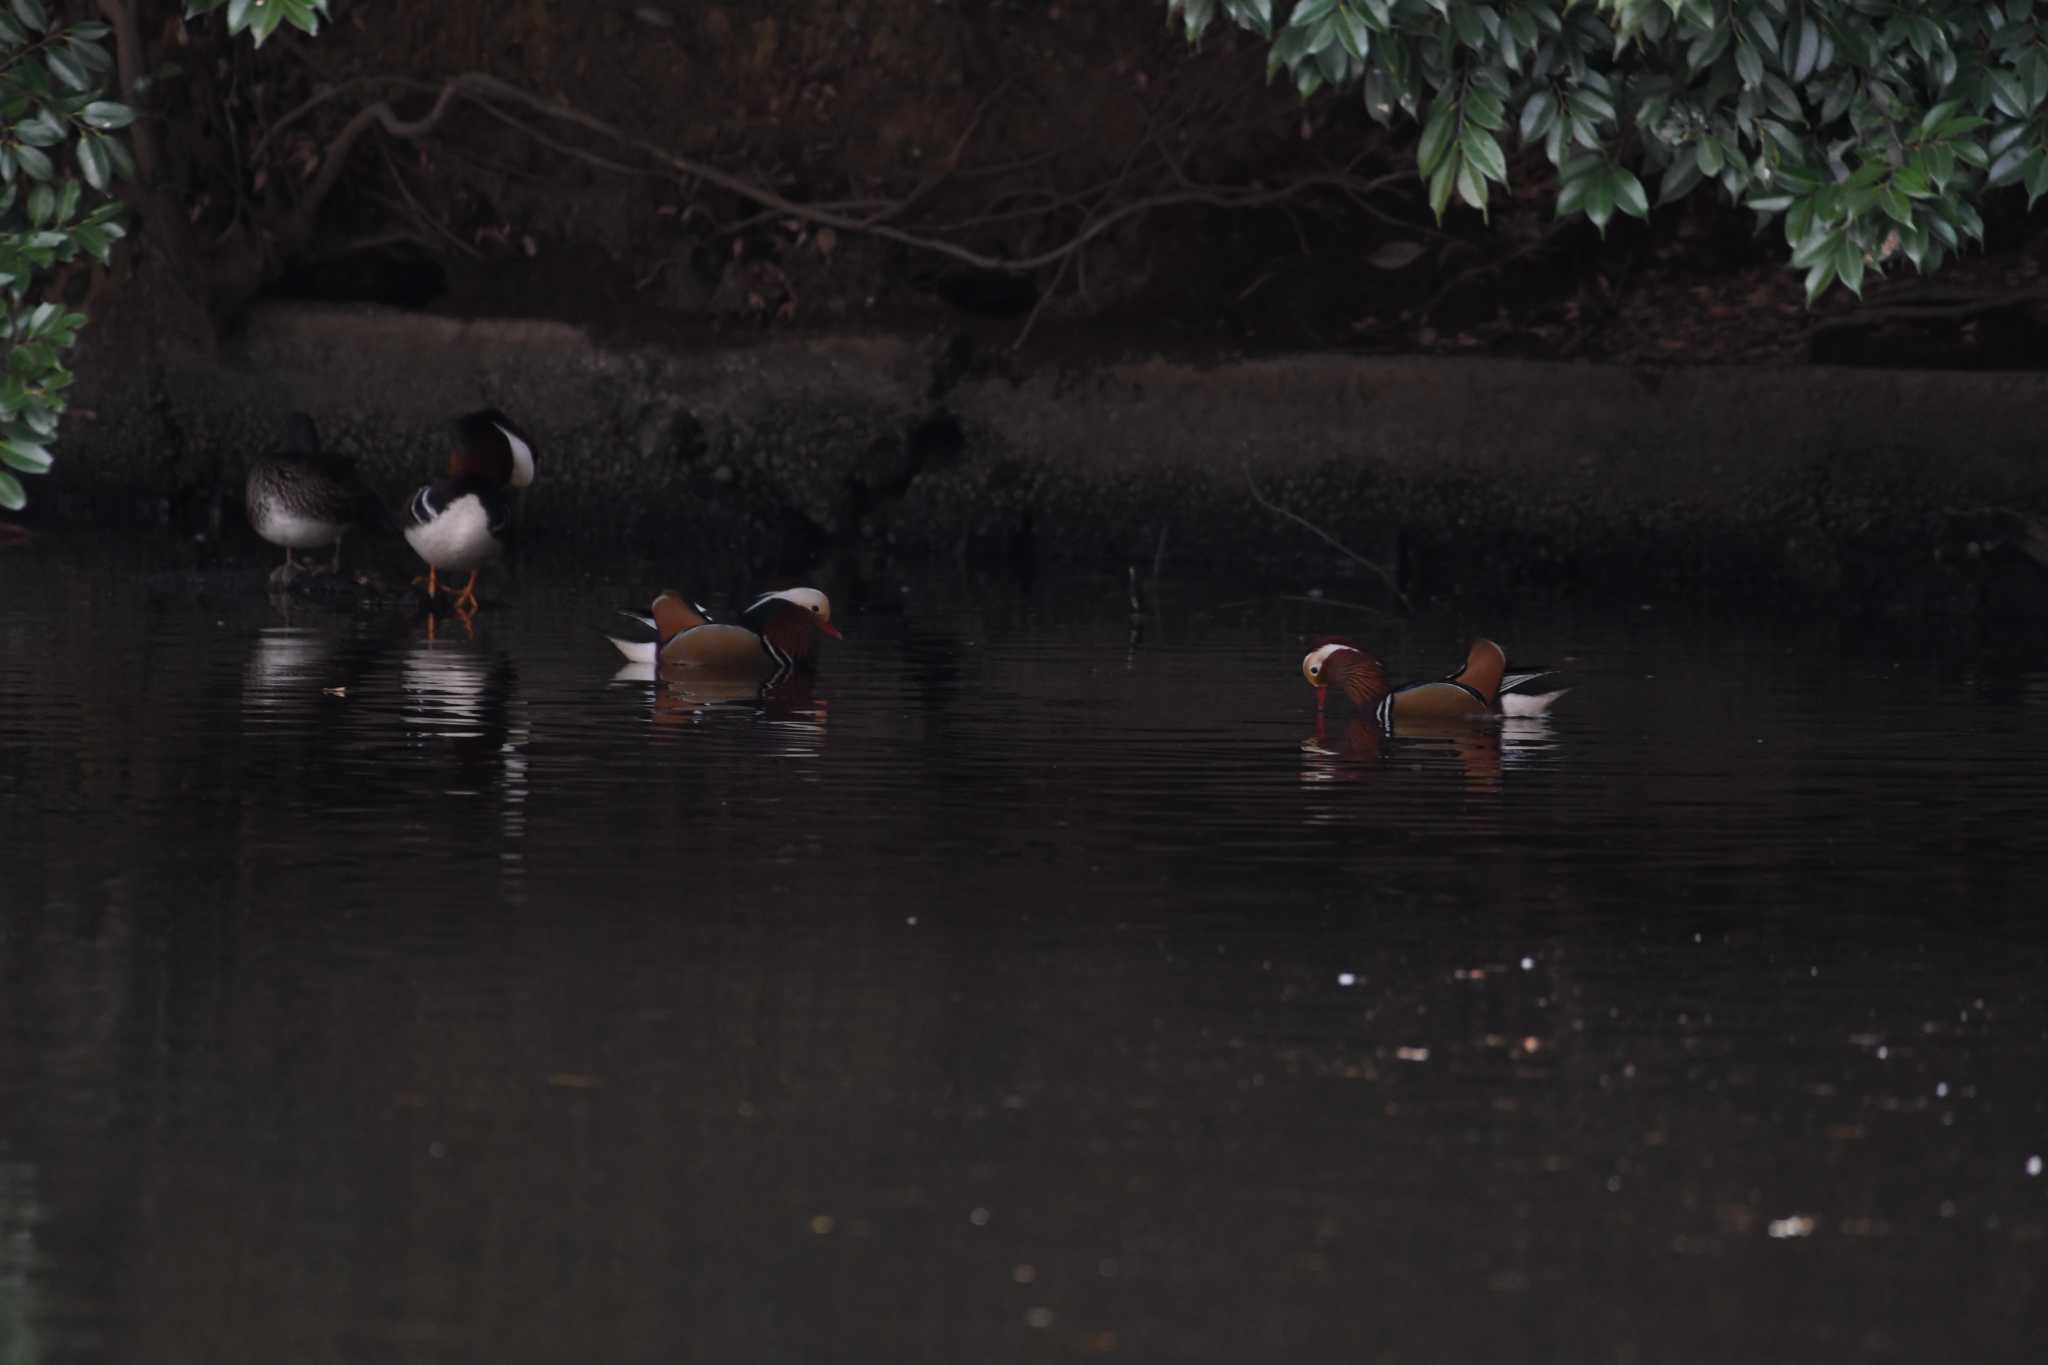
<box><xmin>2</xmin><ymin>539</ymin><xmax>2046</xmax><ymax>1364</ymax></box>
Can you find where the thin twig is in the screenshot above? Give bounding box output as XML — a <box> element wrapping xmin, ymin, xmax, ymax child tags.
<box><xmin>1244</xmin><ymin>469</ymin><xmax>1410</xmax><ymax>612</ymax></box>
<box><xmin>1011</xmin><ymin>248</ymin><xmax>1076</xmax><ymax>351</ymax></box>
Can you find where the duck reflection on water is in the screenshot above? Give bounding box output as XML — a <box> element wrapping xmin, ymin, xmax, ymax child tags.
<box><xmin>1301</xmin><ymin>712</ymin><xmax>1559</xmax><ymax>789</ymax></box>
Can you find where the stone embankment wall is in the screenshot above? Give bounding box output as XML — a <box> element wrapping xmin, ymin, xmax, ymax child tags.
<box><xmin>54</xmin><ymin>303</ymin><xmax>2048</xmax><ymax>610</ymax></box>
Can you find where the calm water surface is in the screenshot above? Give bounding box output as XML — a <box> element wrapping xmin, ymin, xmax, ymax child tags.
<box><xmin>2</xmin><ymin>541</ymin><xmax>2045</xmax><ymax>1363</ymax></box>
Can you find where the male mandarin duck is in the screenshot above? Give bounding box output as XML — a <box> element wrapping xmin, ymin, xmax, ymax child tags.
<box><xmin>404</xmin><ymin>408</ymin><xmax>538</xmax><ymax>613</ymax></box>
<box><xmin>245</xmin><ymin>412</ymin><xmax>384</xmax><ymax>585</ymax></box>
<box><xmin>606</xmin><ymin>587</ymin><xmax>841</xmax><ymax>675</ymax></box>
<box><xmin>1301</xmin><ymin>637</ymin><xmax>1569</xmax><ymax>732</ymax></box>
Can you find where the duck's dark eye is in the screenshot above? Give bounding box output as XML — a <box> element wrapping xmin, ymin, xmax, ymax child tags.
<box><xmin>809</xmin><ymin>604</ymin><xmax>819</xmax><ymax>613</ymax></box>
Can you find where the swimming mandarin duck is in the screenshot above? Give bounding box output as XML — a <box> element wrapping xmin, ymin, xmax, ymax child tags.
<box><xmin>245</xmin><ymin>412</ymin><xmax>384</xmax><ymax>585</ymax></box>
<box><xmin>606</xmin><ymin>587</ymin><xmax>841</xmax><ymax>675</ymax></box>
<box><xmin>1301</xmin><ymin>637</ymin><xmax>1569</xmax><ymax>731</ymax></box>
<box><xmin>404</xmin><ymin>409</ymin><xmax>538</xmax><ymax>613</ymax></box>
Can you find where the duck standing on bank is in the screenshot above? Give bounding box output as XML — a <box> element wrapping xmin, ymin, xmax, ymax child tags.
<box><xmin>245</xmin><ymin>412</ymin><xmax>384</xmax><ymax>586</ymax></box>
<box><xmin>403</xmin><ymin>409</ymin><xmax>538</xmax><ymax>614</ymax></box>
<box><xmin>1301</xmin><ymin>637</ymin><xmax>1570</xmax><ymax>732</ymax></box>
<box><xmin>606</xmin><ymin>587</ymin><xmax>841</xmax><ymax>676</ymax></box>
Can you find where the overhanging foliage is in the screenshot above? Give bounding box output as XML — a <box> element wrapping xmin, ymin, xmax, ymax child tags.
<box><xmin>0</xmin><ymin>0</ymin><xmax>325</xmax><ymax>511</ymax></box>
<box><xmin>1170</xmin><ymin>0</ymin><xmax>2046</xmax><ymax>303</ymax></box>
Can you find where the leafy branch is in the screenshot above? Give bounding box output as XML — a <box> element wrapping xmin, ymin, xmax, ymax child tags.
<box><xmin>1172</xmin><ymin>0</ymin><xmax>2048</xmax><ymax>304</ymax></box>
<box><xmin>1</xmin><ymin>0</ymin><xmax>332</xmax><ymax>512</ymax></box>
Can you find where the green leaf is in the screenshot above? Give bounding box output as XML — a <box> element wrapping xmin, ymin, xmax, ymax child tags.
<box><xmin>14</xmin><ymin>144</ymin><xmax>53</xmax><ymax>182</ymax></box>
<box><xmin>1734</xmin><ymin>39</ymin><xmax>1763</xmax><ymax>89</ymax></box>
<box><xmin>2027</xmin><ymin>150</ymin><xmax>2048</xmax><ymax>209</ymax></box>
<box><xmin>0</xmin><ymin>469</ymin><xmax>25</xmax><ymax>511</ymax></box>
<box><xmin>1567</xmin><ymin>86</ymin><xmax>1616</xmax><ymax>124</ymax></box>
<box><xmin>1919</xmin><ymin>100</ymin><xmax>1963</xmax><ymax>137</ymax></box>
<box><xmin>1456</xmin><ymin>154</ymin><xmax>1487</xmax><ymax>213</ymax></box>
<box><xmin>1803</xmin><ymin>256</ymin><xmax>1838</xmax><ymax>305</ymax></box>
<box><xmin>1987</xmin><ymin>138</ymin><xmax>2034</xmax><ymax>188</ymax></box>
<box><xmin>1658</xmin><ymin>155</ymin><xmax>1703</xmax><ymax>205</ymax></box>
<box><xmin>1792</xmin><ymin>17</ymin><xmax>1820</xmax><ymax>82</ymax></box>
<box><xmin>1927</xmin><ymin>142</ymin><xmax>1957</xmax><ymax>188</ymax></box>
<box><xmin>1612</xmin><ymin>166</ymin><xmax>1650</xmax><ymax>219</ymax></box>
<box><xmin>1989</xmin><ymin>71</ymin><xmax>2030</xmax><ymax>119</ymax></box>
<box><xmin>1335</xmin><ymin>6</ymin><xmax>1370</xmax><ymax>60</ymax></box>
<box><xmin>1427</xmin><ymin>152</ymin><xmax>1458</xmax><ymax>221</ymax></box>
<box><xmin>1417</xmin><ymin>99</ymin><xmax>1457</xmax><ymax>177</ymax></box>
<box><xmin>1461</xmin><ymin>124</ymin><xmax>1507</xmax><ymax>184</ymax></box>
<box><xmin>44</xmin><ymin>47</ymin><xmax>90</xmax><ymax>92</ymax></box>
<box><xmin>1584</xmin><ymin>170</ymin><xmax>1616</xmax><ymax>232</ymax></box>
<box><xmin>1835</xmin><ymin>239</ymin><xmax>1866</xmax><ymax>296</ymax></box>
<box><xmin>1463</xmin><ymin>87</ymin><xmax>1506</xmax><ymax>132</ymax></box>
<box><xmin>16</xmin><ymin>110</ymin><xmax>68</xmax><ymax>149</ymax></box>
<box><xmin>1519</xmin><ymin>91</ymin><xmax>1556</xmax><ymax>144</ymax></box>
<box><xmin>0</xmin><ymin>440</ymin><xmax>52</xmax><ymax>474</ymax></box>
<box><xmin>80</xmin><ymin>102</ymin><xmax>136</xmax><ymax>131</ymax></box>
<box><xmin>1879</xmin><ymin>183</ymin><xmax>1913</xmax><ymax>225</ymax></box>
<box><xmin>10</xmin><ymin>0</ymin><xmax>47</xmax><ymax>34</ymax></box>
<box><xmin>26</xmin><ymin>183</ymin><xmax>53</xmax><ymax>227</ymax></box>
<box><xmin>75</xmin><ymin>134</ymin><xmax>109</xmax><ymax>192</ymax></box>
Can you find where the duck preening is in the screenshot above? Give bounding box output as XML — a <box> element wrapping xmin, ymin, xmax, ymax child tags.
<box><xmin>1302</xmin><ymin>637</ymin><xmax>1570</xmax><ymax>732</ymax></box>
<box><xmin>245</xmin><ymin>413</ymin><xmax>384</xmax><ymax>585</ymax></box>
<box><xmin>404</xmin><ymin>409</ymin><xmax>538</xmax><ymax>614</ymax></box>
<box><xmin>606</xmin><ymin>587</ymin><xmax>841</xmax><ymax>676</ymax></box>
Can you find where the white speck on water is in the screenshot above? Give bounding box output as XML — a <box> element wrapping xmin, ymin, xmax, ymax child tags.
<box><xmin>1605</xmin><ymin>1175</ymin><xmax>1622</xmax><ymax>1193</ymax></box>
<box><xmin>1396</xmin><ymin>1046</ymin><xmax>1430</xmax><ymax>1062</ymax></box>
<box><xmin>1939</xmin><ymin>1200</ymin><xmax>1957</xmax><ymax>1218</ymax></box>
<box><xmin>1767</xmin><ymin>1215</ymin><xmax>1816</xmax><ymax>1239</ymax></box>
<box><xmin>1520</xmin><ymin>956</ymin><xmax>1534</xmax><ymax>970</ymax></box>
<box><xmin>969</xmin><ymin>1207</ymin><xmax>991</xmax><ymax>1226</ymax></box>
<box><xmin>905</xmin><ymin>915</ymin><xmax>918</xmax><ymax>926</ymax></box>
<box><xmin>1337</xmin><ymin>972</ymin><xmax>1357</xmax><ymax>987</ymax></box>
<box><xmin>1876</xmin><ymin>1046</ymin><xmax>1889</xmax><ymax>1060</ymax></box>
<box><xmin>2028</xmin><ymin>1155</ymin><xmax>2043</xmax><ymax>1177</ymax></box>
<box><xmin>1024</xmin><ymin>1307</ymin><xmax>1055</xmax><ymax>1329</ymax></box>
<box><xmin>1098</xmin><ymin>1257</ymin><xmax>1121</xmax><ymax>1278</ymax></box>
<box><xmin>1012</xmin><ymin>1264</ymin><xmax>1038</xmax><ymax>1284</ymax></box>
<box><xmin>1935</xmin><ymin>1082</ymin><xmax>1949</xmax><ymax>1098</ymax></box>
<box><xmin>429</xmin><ymin>1142</ymin><xmax>446</xmax><ymax>1159</ymax></box>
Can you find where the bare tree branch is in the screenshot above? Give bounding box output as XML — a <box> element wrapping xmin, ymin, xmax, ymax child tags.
<box><xmin>1245</xmin><ymin>469</ymin><xmax>1410</xmax><ymax>612</ymax></box>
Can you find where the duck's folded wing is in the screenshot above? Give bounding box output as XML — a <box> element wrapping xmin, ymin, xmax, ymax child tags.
<box><xmin>604</xmin><ymin>610</ymin><xmax>661</xmax><ymax>663</ymax></box>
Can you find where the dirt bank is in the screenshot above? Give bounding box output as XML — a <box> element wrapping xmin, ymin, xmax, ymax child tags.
<box><xmin>35</xmin><ymin>303</ymin><xmax>2047</xmax><ymax>614</ymax></box>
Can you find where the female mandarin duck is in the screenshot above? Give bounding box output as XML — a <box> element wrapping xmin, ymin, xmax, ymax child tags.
<box><xmin>1302</xmin><ymin>637</ymin><xmax>1569</xmax><ymax>732</ymax></box>
<box><xmin>404</xmin><ymin>409</ymin><xmax>538</xmax><ymax>613</ymax></box>
<box><xmin>606</xmin><ymin>587</ymin><xmax>841</xmax><ymax>675</ymax></box>
<box><xmin>245</xmin><ymin>412</ymin><xmax>384</xmax><ymax>585</ymax></box>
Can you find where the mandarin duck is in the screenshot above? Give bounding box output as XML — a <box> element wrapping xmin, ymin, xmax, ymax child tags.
<box><xmin>606</xmin><ymin>587</ymin><xmax>840</xmax><ymax>676</ymax></box>
<box><xmin>404</xmin><ymin>409</ymin><xmax>538</xmax><ymax>613</ymax></box>
<box><xmin>1302</xmin><ymin>637</ymin><xmax>1569</xmax><ymax>732</ymax></box>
